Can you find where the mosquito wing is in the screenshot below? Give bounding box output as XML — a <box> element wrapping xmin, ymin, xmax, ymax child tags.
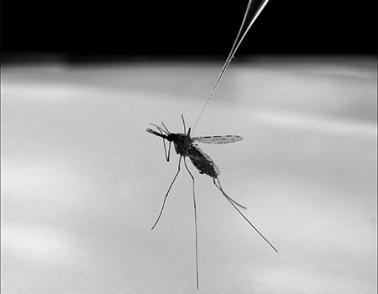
<box><xmin>192</xmin><ymin>135</ymin><xmax>243</xmax><ymax>144</ymax></box>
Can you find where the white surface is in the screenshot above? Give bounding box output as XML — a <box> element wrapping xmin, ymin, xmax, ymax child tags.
<box><xmin>1</xmin><ymin>57</ymin><xmax>377</xmax><ymax>293</ymax></box>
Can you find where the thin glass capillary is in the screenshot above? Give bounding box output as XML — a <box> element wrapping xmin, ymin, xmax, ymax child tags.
<box><xmin>193</xmin><ymin>0</ymin><xmax>270</xmax><ymax>131</ymax></box>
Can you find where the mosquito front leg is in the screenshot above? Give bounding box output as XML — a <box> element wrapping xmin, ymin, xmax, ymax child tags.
<box><xmin>153</xmin><ymin>127</ymin><xmax>169</xmax><ymax>162</ymax></box>
<box><xmin>166</xmin><ymin>141</ymin><xmax>172</xmax><ymax>162</ymax></box>
<box><xmin>161</xmin><ymin>139</ymin><xmax>170</xmax><ymax>162</ymax></box>
<box><xmin>151</xmin><ymin>156</ymin><xmax>182</xmax><ymax>230</ymax></box>
<box><xmin>184</xmin><ymin>157</ymin><xmax>199</xmax><ymax>289</ymax></box>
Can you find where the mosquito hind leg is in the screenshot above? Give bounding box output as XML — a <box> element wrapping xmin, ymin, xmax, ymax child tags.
<box><xmin>213</xmin><ymin>177</ymin><xmax>278</xmax><ymax>253</ymax></box>
<box><xmin>151</xmin><ymin>156</ymin><xmax>182</xmax><ymax>230</ymax></box>
<box><xmin>184</xmin><ymin>157</ymin><xmax>199</xmax><ymax>289</ymax></box>
<box><xmin>213</xmin><ymin>178</ymin><xmax>247</xmax><ymax>210</ymax></box>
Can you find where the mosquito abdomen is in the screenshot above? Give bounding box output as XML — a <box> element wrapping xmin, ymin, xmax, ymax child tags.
<box><xmin>188</xmin><ymin>146</ymin><xmax>220</xmax><ymax>178</ymax></box>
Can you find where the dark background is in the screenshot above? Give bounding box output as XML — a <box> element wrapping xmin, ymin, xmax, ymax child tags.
<box><xmin>1</xmin><ymin>0</ymin><xmax>377</xmax><ymax>60</ymax></box>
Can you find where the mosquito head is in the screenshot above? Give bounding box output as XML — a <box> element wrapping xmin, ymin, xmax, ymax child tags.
<box><xmin>147</xmin><ymin>124</ymin><xmax>173</xmax><ymax>162</ymax></box>
<box><xmin>146</xmin><ymin>128</ymin><xmax>178</xmax><ymax>144</ymax></box>
<box><xmin>147</xmin><ymin>122</ymin><xmax>175</xmax><ymax>141</ymax></box>
<box><xmin>146</xmin><ymin>128</ymin><xmax>168</xmax><ymax>139</ymax></box>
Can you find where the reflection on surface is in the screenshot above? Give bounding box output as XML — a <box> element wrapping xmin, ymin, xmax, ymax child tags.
<box><xmin>2</xmin><ymin>57</ymin><xmax>377</xmax><ymax>293</ymax></box>
<box><xmin>3</xmin><ymin>223</ymin><xmax>77</xmax><ymax>265</ymax></box>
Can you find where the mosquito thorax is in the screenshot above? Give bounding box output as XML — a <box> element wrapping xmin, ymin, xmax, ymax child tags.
<box><xmin>165</xmin><ymin>133</ymin><xmax>186</xmax><ymax>141</ymax></box>
<box><xmin>167</xmin><ymin>133</ymin><xmax>192</xmax><ymax>156</ymax></box>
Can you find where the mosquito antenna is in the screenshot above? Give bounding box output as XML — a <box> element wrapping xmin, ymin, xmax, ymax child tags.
<box><xmin>193</xmin><ymin>0</ymin><xmax>270</xmax><ymax>130</ymax></box>
<box><xmin>151</xmin><ymin>123</ymin><xmax>169</xmax><ymax>135</ymax></box>
<box><xmin>214</xmin><ymin>178</ymin><xmax>278</xmax><ymax>252</ymax></box>
<box><xmin>184</xmin><ymin>158</ymin><xmax>199</xmax><ymax>289</ymax></box>
<box><xmin>151</xmin><ymin>156</ymin><xmax>182</xmax><ymax>230</ymax></box>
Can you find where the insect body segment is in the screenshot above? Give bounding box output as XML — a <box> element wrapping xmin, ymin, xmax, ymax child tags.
<box><xmin>171</xmin><ymin>133</ymin><xmax>193</xmax><ymax>156</ymax></box>
<box><xmin>188</xmin><ymin>145</ymin><xmax>220</xmax><ymax>177</ymax></box>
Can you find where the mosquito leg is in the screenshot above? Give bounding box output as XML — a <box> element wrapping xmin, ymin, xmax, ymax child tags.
<box><xmin>184</xmin><ymin>157</ymin><xmax>199</xmax><ymax>289</ymax></box>
<box><xmin>161</xmin><ymin>131</ymin><xmax>170</xmax><ymax>162</ymax></box>
<box><xmin>162</xmin><ymin>138</ymin><xmax>169</xmax><ymax>162</ymax></box>
<box><xmin>181</xmin><ymin>114</ymin><xmax>187</xmax><ymax>134</ymax></box>
<box><xmin>213</xmin><ymin>178</ymin><xmax>247</xmax><ymax>210</ymax></box>
<box><xmin>213</xmin><ymin>178</ymin><xmax>278</xmax><ymax>253</ymax></box>
<box><xmin>151</xmin><ymin>156</ymin><xmax>182</xmax><ymax>230</ymax></box>
<box><xmin>153</xmin><ymin>127</ymin><xmax>169</xmax><ymax>162</ymax></box>
<box><xmin>151</xmin><ymin>124</ymin><xmax>171</xmax><ymax>161</ymax></box>
<box><xmin>167</xmin><ymin>141</ymin><xmax>172</xmax><ymax>162</ymax></box>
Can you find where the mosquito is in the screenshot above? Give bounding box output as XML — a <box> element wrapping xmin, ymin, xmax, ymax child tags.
<box><xmin>147</xmin><ymin>115</ymin><xmax>277</xmax><ymax>289</ymax></box>
<box><xmin>148</xmin><ymin>0</ymin><xmax>273</xmax><ymax>288</ymax></box>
